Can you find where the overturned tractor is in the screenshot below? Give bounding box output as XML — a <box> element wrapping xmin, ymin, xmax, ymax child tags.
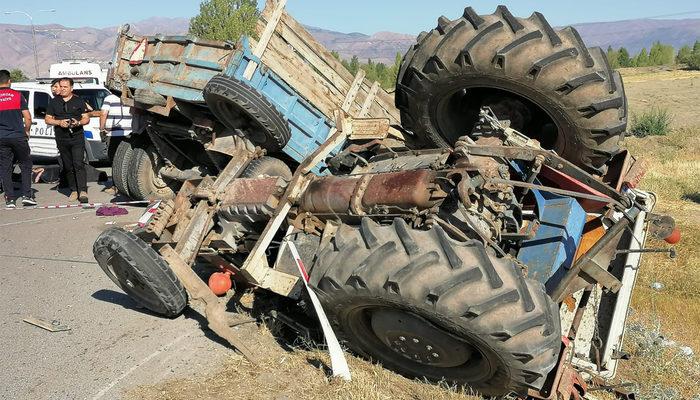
<box><xmin>94</xmin><ymin>4</ymin><xmax>677</xmax><ymax>399</ymax></box>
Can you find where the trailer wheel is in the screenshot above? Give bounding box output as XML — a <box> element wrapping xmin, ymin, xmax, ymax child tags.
<box><xmin>396</xmin><ymin>6</ymin><xmax>627</xmax><ymax>174</ymax></box>
<box><xmin>93</xmin><ymin>228</ymin><xmax>187</xmax><ymax>318</ymax></box>
<box><xmin>112</xmin><ymin>140</ymin><xmax>133</xmax><ymax>197</ymax></box>
<box><xmin>309</xmin><ymin>219</ymin><xmax>561</xmax><ymax>396</ymax></box>
<box><xmin>240</xmin><ymin>156</ymin><xmax>293</xmax><ymax>181</ymax></box>
<box><xmin>127</xmin><ymin>145</ymin><xmax>176</xmax><ymax>201</ymax></box>
<box><xmin>204</xmin><ymin>75</ymin><xmax>291</xmax><ymax>152</ymax></box>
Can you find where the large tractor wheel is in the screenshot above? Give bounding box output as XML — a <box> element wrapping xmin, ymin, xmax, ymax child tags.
<box><xmin>93</xmin><ymin>228</ymin><xmax>187</xmax><ymax>318</ymax></box>
<box><xmin>309</xmin><ymin>218</ymin><xmax>561</xmax><ymax>396</ymax></box>
<box><xmin>204</xmin><ymin>75</ymin><xmax>291</xmax><ymax>152</ymax></box>
<box><xmin>112</xmin><ymin>139</ymin><xmax>134</xmax><ymax>198</ymax></box>
<box><xmin>127</xmin><ymin>144</ymin><xmax>177</xmax><ymax>201</ymax></box>
<box><xmin>396</xmin><ymin>6</ymin><xmax>627</xmax><ymax>174</ymax></box>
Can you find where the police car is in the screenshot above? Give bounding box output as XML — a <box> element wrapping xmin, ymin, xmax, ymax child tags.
<box><xmin>11</xmin><ymin>80</ymin><xmax>114</xmax><ymax>163</ymax></box>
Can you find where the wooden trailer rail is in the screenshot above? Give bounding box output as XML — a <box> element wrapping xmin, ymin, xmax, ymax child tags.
<box><xmin>252</xmin><ymin>0</ymin><xmax>401</xmax><ymax>127</ymax></box>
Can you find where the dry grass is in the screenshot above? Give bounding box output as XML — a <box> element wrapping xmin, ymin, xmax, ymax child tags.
<box><xmin>128</xmin><ymin>324</ymin><xmax>481</xmax><ymax>400</ymax></box>
<box><xmin>617</xmin><ymin>122</ymin><xmax>700</xmax><ymax>397</ymax></box>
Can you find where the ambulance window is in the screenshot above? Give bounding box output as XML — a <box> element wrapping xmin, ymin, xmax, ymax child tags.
<box><xmin>19</xmin><ymin>91</ymin><xmax>29</xmax><ymax>103</ymax></box>
<box><xmin>34</xmin><ymin>92</ymin><xmax>50</xmax><ymax>118</ymax></box>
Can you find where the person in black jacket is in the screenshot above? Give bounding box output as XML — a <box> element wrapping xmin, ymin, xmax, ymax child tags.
<box><xmin>45</xmin><ymin>78</ymin><xmax>90</xmax><ymax>203</ymax></box>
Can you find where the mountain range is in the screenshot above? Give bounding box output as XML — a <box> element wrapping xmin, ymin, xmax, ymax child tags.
<box><xmin>2</xmin><ymin>16</ymin><xmax>699</xmax><ymax>77</ymax></box>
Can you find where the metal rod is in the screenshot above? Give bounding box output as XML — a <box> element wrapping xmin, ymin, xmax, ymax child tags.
<box><xmin>488</xmin><ymin>178</ymin><xmax>621</xmax><ymax>207</ymax></box>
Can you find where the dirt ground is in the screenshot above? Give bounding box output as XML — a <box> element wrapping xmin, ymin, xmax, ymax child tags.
<box><xmin>126</xmin><ymin>67</ymin><xmax>700</xmax><ymax>400</ymax></box>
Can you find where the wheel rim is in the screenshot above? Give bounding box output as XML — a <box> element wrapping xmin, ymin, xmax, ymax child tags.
<box><xmin>344</xmin><ymin>305</ymin><xmax>496</xmax><ymax>383</ymax></box>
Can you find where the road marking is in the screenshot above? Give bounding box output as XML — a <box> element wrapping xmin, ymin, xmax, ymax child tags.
<box><xmin>0</xmin><ymin>210</ymin><xmax>93</xmax><ymax>228</ymax></box>
<box><xmin>0</xmin><ymin>254</ymin><xmax>98</xmax><ymax>265</ymax></box>
<box><xmin>91</xmin><ymin>331</ymin><xmax>194</xmax><ymax>400</ymax></box>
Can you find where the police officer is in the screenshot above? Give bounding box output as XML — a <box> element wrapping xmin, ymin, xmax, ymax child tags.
<box><xmin>0</xmin><ymin>70</ymin><xmax>35</xmax><ymax>208</ymax></box>
<box><xmin>45</xmin><ymin>78</ymin><xmax>90</xmax><ymax>203</ymax></box>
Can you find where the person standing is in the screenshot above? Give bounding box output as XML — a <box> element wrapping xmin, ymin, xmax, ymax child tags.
<box><xmin>45</xmin><ymin>78</ymin><xmax>90</xmax><ymax>203</ymax></box>
<box><xmin>0</xmin><ymin>70</ymin><xmax>35</xmax><ymax>208</ymax></box>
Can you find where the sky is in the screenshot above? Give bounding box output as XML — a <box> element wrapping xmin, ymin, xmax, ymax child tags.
<box><xmin>1</xmin><ymin>0</ymin><xmax>699</xmax><ymax>34</ymax></box>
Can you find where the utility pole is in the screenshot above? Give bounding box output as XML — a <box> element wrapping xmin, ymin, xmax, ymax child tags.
<box><xmin>3</xmin><ymin>9</ymin><xmax>56</xmax><ymax>77</ymax></box>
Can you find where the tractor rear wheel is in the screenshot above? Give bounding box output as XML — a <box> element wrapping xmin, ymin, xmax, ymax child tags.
<box><xmin>309</xmin><ymin>218</ymin><xmax>561</xmax><ymax>396</ymax></box>
<box><xmin>395</xmin><ymin>6</ymin><xmax>627</xmax><ymax>174</ymax></box>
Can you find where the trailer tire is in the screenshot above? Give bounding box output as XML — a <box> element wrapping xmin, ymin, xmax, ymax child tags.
<box><xmin>112</xmin><ymin>139</ymin><xmax>134</xmax><ymax>198</ymax></box>
<box><xmin>204</xmin><ymin>75</ymin><xmax>291</xmax><ymax>152</ymax></box>
<box><xmin>309</xmin><ymin>219</ymin><xmax>561</xmax><ymax>396</ymax></box>
<box><xmin>93</xmin><ymin>228</ymin><xmax>187</xmax><ymax>318</ymax></box>
<box><xmin>240</xmin><ymin>156</ymin><xmax>293</xmax><ymax>181</ymax></box>
<box><xmin>396</xmin><ymin>6</ymin><xmax>627</xmax><ymax>174</ymax></box>
<box><xmin>127</xmin><ymin>145</ymin><xmax>176</xmax><ymax>201</ymax></box>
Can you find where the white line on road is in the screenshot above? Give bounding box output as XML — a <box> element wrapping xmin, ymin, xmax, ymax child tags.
<box><xmin>0</xmin><ymin>210</ymin><xmax>93</xmax><ymax>228</ymax></box>
<box><xmin>91</xmin><ymin>331</ymin><xmax>194</xmax><ymax>400</ymax></box>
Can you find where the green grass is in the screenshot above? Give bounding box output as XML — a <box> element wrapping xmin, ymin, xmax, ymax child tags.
<box><xmin>631</xmin><ymin>107</ymin><xmax>674</xmax><ymax>137</ymax></box>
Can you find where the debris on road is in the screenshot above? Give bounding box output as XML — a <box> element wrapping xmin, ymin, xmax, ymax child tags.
<box><xmin>23</xmin><ymin>317</ymin><xmax>71</xmax><ymax>333</ymax></box>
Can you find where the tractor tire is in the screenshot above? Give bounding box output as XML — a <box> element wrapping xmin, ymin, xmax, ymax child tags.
<box><xmin>127</xmin><ymin>145</ymin><xmax>176</xmax><ymax>201</ymax></box>
<box><xmin>112</xmin><ymin>139</ymin><xmax>134</xmax><ymax>198</ymax></box>
<box><xmin>396</xmin><ymin>6</ymin><xmax>627</xmax><ymax>174</ymax></box>
<box><xmin>93</xmin><ymin>228</ymin><xmax>187</xmax><ymax>318</ymax></box>
<box><xmin>309</xmin><ymin>218</ymin><xmax>561</xmax><ymax>396</ymax></box>
<box><xmin>240</xmin><ymin>156</ymin><xmax>293</xmax><ymax>181</ymax></box>
<box><xmin>204</xmin><ymin>75</ymin><xmax>291</xmax><ymax>152</ymax></box>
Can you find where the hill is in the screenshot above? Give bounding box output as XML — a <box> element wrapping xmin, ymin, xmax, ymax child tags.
<box><xmin>2</xmin><ymin>16</ymin><xmax>699</xmax><ymax>77</ymax></box>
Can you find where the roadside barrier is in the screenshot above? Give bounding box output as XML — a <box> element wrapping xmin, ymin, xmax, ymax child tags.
<box><xmin>1</xmin><ymin>200</ymin><xmax>151</xmax><ymax>211</ymax></box>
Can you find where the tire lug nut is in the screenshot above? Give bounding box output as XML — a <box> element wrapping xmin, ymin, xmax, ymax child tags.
<box><xmin>426</xmin><ymin>345</ymin><xmax>433</xmax><ymax>351</ymax></box>
<box><xmin>399</xmin><ymin>336</ymin><xmax>406</xmax><ymax>341</ymax></box>
<box><xmin>412</xmin><ymin>338</ymin><xmax>420</xmax><ymax>344</ymax></box>
<box><xmin>432</xmin><ymin>353</ymin><xmax>439</xmax><ymax>358</ymax></box>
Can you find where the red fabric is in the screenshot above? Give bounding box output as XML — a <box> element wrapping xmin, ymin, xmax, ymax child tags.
<box><xmin>0</xmin><ymin>89</ymin><xmax>21</xmax><ymax>111</ymax></box>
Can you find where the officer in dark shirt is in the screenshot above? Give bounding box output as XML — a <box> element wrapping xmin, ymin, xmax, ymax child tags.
<box><xmin>0</xmin><ymin>69</ymin><xmax>35</xmax><ymax>209</ymax></box>
<box><xmin>45</xmin><ymin>78</ymin><xmax>90</xmax><ymax>203</ymax></box>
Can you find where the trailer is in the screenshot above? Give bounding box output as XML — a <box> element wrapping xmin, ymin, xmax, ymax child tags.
<box><xmin>107</xmin><ymin>0</ymin><xmax>401</xmax><ymax>201</ymax></box>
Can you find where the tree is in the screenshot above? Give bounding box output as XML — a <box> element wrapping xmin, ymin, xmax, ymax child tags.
<box><xmin>606</xmin><ymin>46</ymin><xmax>620</xmax><ymax>69</ymax></box>
<box><xmin>634</xmin><ymin>48</ymin><xmax>649</xmax><ymax>67</ymax></box>
<box><xmin>677</xmin><ymin>45</ymin><xmax>693</xmax><ymax>64</ymax></box>
<box><xmin>9</xmin><ymin>69</ymin><xmax>28</xmax><ymax>82</ymax></box>
<box><xmin>649</xmin><ymin>41</ymin><xmax>674</xmax><ymax>66</ymax></box>
<box><xmin>348</xmin><ymin>56</ymin><xmax>360</xmax><ymax>75</ymax></box>
<box><xmin>618</xmin><ymin>47</ymin><xmax>632</xmax><ymax>68</ymax></box>
<box><xmin>189</xmin><ymin>0</ymin><xmax>258</xmax><ymax>42</ymax></box>
<box><xmin>689</xmin><ymin>44</ymin><xmax>700</xmax><ymax>70</ymax></box>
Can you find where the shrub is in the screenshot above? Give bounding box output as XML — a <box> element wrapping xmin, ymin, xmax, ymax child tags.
<box><xmin>631</xmin><ymin>107</ymin><xmax>673</xmax><ymax>137</ymax></box>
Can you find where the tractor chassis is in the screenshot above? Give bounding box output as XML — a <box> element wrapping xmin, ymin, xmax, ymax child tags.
<box><xmin>136</xmin><ymin>115</ymin><xmax>656</xmax><ymax>399</ymax></box>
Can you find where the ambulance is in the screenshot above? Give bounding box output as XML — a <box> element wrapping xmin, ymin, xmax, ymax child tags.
<box><xmin>49</xmin><ymin>60</ymin><xmax>108</xmax><ymax>86</ymax></box>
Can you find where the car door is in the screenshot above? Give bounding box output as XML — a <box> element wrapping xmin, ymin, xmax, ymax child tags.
<box><xmin>28</xmin><ymin>90</ymin><xmax>59</xmax><ymax>159</ymax></box>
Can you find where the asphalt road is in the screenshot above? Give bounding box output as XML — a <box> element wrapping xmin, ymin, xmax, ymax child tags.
<box><xmin>0</xmin><ymin>178</ymin><xmax>231</xmax><ymax>400</ymax></box>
